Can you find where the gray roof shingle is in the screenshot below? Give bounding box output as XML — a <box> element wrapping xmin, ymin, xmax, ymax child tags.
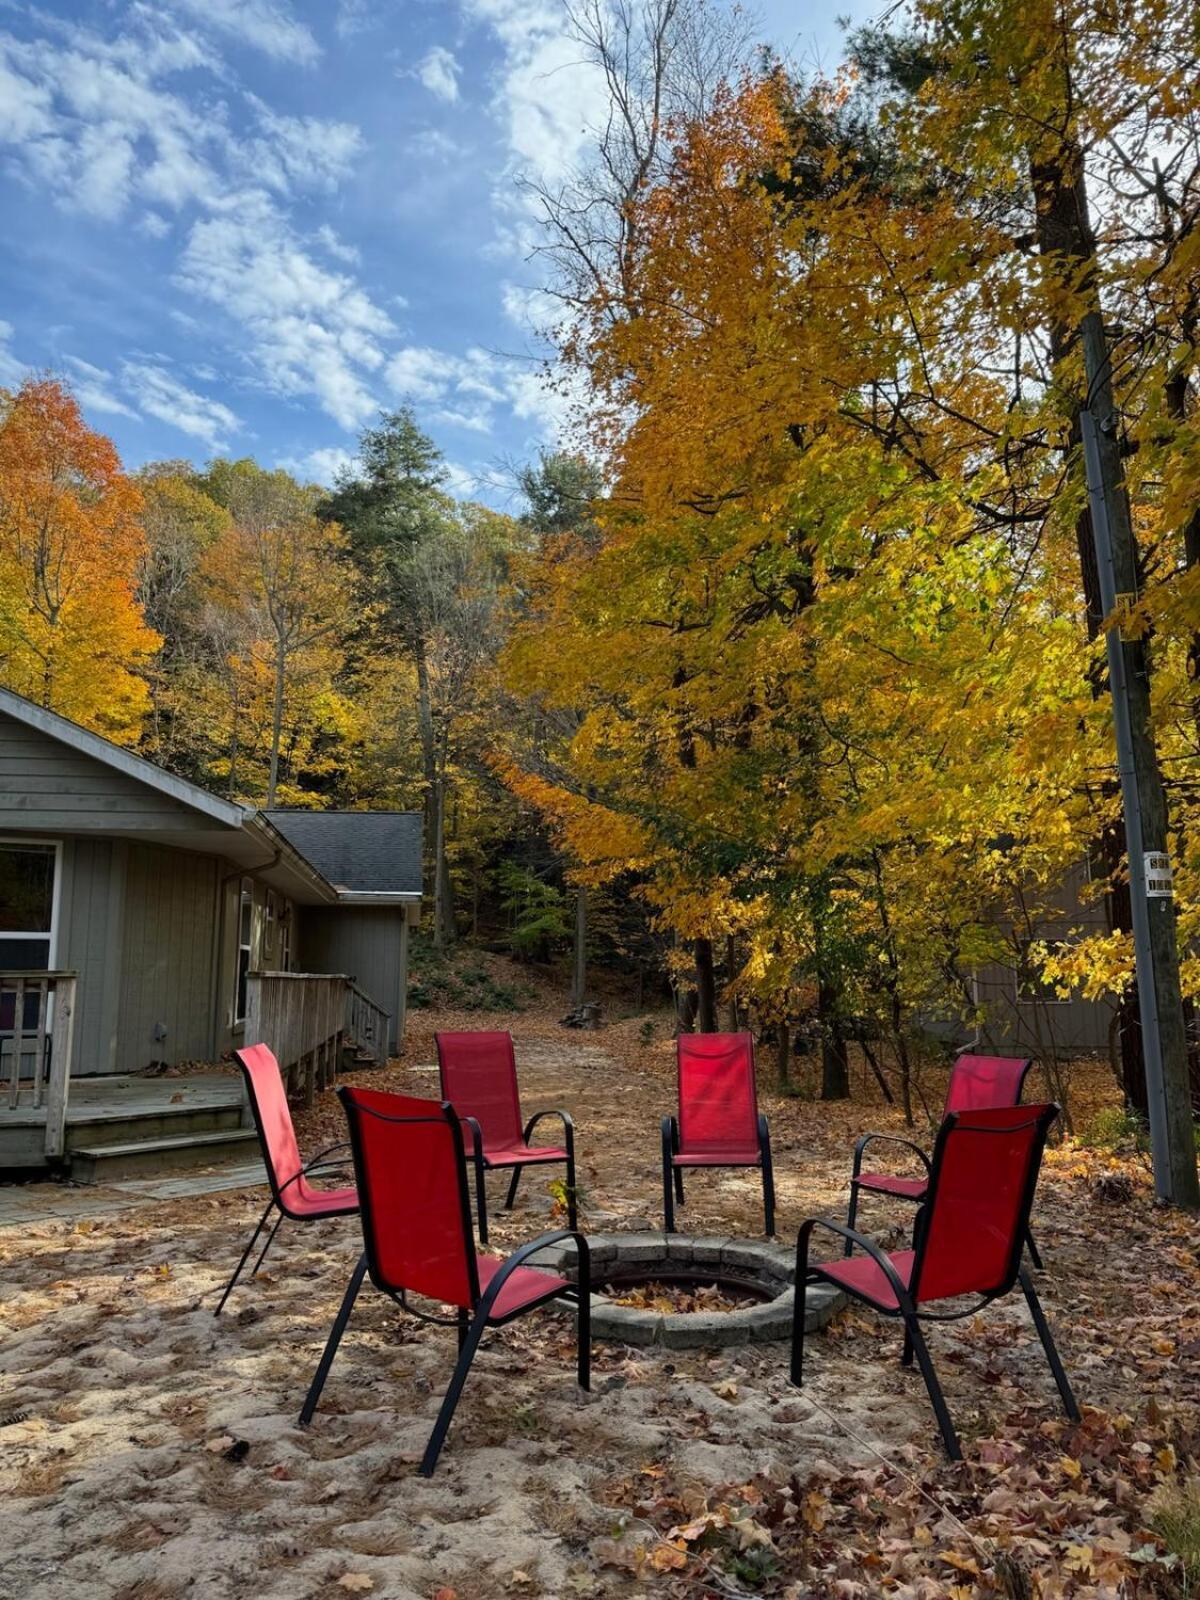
<box><xmin>264</xmin><ymin>811</ymin><xmax>423</xmax><ymax>896</ymax></box>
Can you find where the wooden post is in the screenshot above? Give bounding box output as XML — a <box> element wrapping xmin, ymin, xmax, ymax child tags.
<box><xmin>44</xmin><ymin>975</ymin><xmax>76</xmax><ymax>1161</ymax></box>
<box><xmin>32</xmin><ymin>978</ymin><xmax>48</xmax><ymax>1109</ymax></box>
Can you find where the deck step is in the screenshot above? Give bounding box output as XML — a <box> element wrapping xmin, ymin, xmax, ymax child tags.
<box><xmin>63</xmin><ymin>1104</ymin><xmax>245</xmax><ymax>1149</ymax></box>
<box><xmin>68</xmin><ymin>1128</ymin><xmax>262</xmax><ymax>1184</ymax></box>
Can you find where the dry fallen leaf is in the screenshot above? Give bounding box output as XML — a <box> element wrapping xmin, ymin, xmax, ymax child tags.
<box><xmin>336</xmin><ymin>1575</ymin><xmax>374</xmax><ymax>1593</ymax></box>
<box><xmin>204</xmin><ymin>1435</ymin><xmax>234</xmax><ymax>1453</ymax></box>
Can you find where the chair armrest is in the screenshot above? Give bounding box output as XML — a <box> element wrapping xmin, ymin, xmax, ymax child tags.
<box><xmin>850</xmin><ymin>1132</ymin><xmax>931</xmax><ymax>1181</ymax></box>
<box><xmin>796</xmin><ymin>1215</ymin><xmax>913</xmax><ymax>1309</ymax></box>
<box><xmin>302</xmin><ymin>1141</ymin><xmax>351</xmax><ymax>1173</ymax></box>
<box><xmin>460</xmin><ymin>1115</ymin><xmax>485</xmax><ymax>1162</ymax></box>
<box><xmin>476</xmin><ymin>1229</ymin><xmax>591</xmax><ymax>1316</ymax></box>
<box><xmin>522</xmin><ymin>1109</ymin><xmax>575</xmax><ymax>1152</ymax></box>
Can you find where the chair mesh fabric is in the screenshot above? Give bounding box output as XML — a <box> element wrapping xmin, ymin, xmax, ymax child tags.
<box><xmin>436</xmin><ymin>1031</ymin><xmax>524</xmax><ymax>1150</ymax></box>
<box><xmin>677</xmin><ymin>1032</ymin><xmax>759</xmax><ymax>1155</ymax></box>
<box><xmin>342</xmin><ymin>1086</ymin><xmax>475</xmax><ymax>1310</ymax></box>
<box><xmin>236</xmin><ymin>1044</ymin><xmax>304</xmax><ymax>1194</ymax></box>
<box><xmin>944</xmin><ymin>1054</ymin><xmax>1031</xmax><ymax>1114</ymax></box>
<box><xmin>913</xmin><ymin>1105</ymin><xmax>1051</xmax><ymax>1304</ymax></box>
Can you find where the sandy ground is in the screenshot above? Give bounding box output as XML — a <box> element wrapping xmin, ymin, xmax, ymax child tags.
<box><xmin>1</xmin><ymin>997</ymin><xmax>1197</xmax><ymax>1599</ymax></box>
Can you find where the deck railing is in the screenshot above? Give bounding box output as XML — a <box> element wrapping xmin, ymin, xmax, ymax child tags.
<box><xmin>244</xmin><ymin>972</ymin><xmax>391</xmax><ymax>1105</ymax></box>
<box><xmin>2</xmin><ymin>971</ymin><xmax>78</xmax><ymax>1159</ymax></box>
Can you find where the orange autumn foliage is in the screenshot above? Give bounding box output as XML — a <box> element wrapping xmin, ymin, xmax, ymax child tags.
<box><xmin>0</xmin><ymin>378</ymin><xmax>158</xmax><ymax>741</ymax></box>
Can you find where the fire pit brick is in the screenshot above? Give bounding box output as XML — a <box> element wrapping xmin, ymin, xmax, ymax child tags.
<box><xmin>540</xmin><ymin>1232</ymin><xmax>844</xmax><ymax>1350</ymax></box>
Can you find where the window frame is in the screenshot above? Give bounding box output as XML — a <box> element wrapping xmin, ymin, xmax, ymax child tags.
<box><xmin>0</xmin><ymin>836</ymin><xmax>62</xmax><ymax>974</ymax></box>
<box><xmin>234</xmin><ymin>876</ymin><xmax>255</xmax><ymax>1026</ymax></box>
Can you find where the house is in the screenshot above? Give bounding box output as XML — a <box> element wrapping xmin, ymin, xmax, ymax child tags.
<box><xmin>0</xmin><ymin>686</ymin><xmax>421</xmax><ymax>1174</ymax></box>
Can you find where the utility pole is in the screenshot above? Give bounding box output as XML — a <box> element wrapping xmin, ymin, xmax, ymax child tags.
<box><xmin>1079</xmin><ymin>309</ymin><xmax>1200</xmax><ymax>1208</ymax></box>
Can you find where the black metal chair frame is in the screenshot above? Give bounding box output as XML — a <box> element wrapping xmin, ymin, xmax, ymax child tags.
<box><xmin>661</xmin><ymin>1111</ymin><xmax>775</xmax><ymax>1236</ymax></box>
<box><xmin>300</xmin><ymin>1092</ymin><xmax>590</xmax><ymax>1477</ymax></box>
<box><xmin>794</xmin><ymin>1106</ymin><xmax>1079</xmax><ymax>1460</ymax></box>
<box><xmin>214</xmin><ymin>1095</ymin><xmax>356</xmax><ymax>1317</ymax></box>
<box><xmin>846</xmin><ymin>1055</ymin><xmax>1042</xmax><ymax>1269</ymax></box>
<box><xmin>461</xmin><ymin>1109</ymin><xmax>577</xmax><ymax>1244</ymax></box>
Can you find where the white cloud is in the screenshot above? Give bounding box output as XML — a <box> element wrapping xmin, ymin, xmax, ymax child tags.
<box><xmin>279</xmin><ymin>445</ymin><xmax>356</xmax><ymax>486</ymax></box>
<box><xmin>65</xmin><ymin>356</ymin><xmax>141</xmax><ymax>420</ymax></box>
<box><xmin>385</xmin><ymin>339</ymin><xmax>573</xmax><ymax>443</ymax></box>
<box><xmin>416</xmin><ymin>45</ymin><xmax>461</xmax><ymax>104</ymax></box>
<box><xmin>138</xmin><ymin>211</ymin><xmax>172</xmax><ymax>239</ymax></box>
<box><xmin>315</xmin><ymin>223</ymin><xmax>360</xmax><ymax>265</ymax></box>
<box><xmin>177</xmin><ymin>194</ymin><xmax>393</xmax><ymax>430</ymax></box>
<box><xmin>462</xmin><ymin>0</ymin><xmax>606</xmax><ymax>192</ymax></box>
<box><xmin>163</xmin><ymin>0</ymin><xmax>320</xmax><ymax>67</ymax></box>
<box><xmin>442</xmin><ymin>460</ymin><xmax>480</xmax><ymax>499</ymax></box>
<box><xmin>0</xmin><ymin>321</ymin><xmax>26</xmax><ymax>388</ymax></box>
<box><xmin>121</xmin><ymin>360</ymin><xmax>240</xmax><ymax>447</ymax></box>
<box><xmin>244</xmin><ymin>100</ymin><xmax>364</xmax><ymax>193</ymax></box>
<box><xmin>0</xmin><ymin>27</ymin><xmax>223</xmax><ymax>220</ymax></box>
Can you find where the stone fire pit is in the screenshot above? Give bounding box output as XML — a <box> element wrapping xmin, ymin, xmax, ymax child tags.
<box><xmin>540</xmin><ymin>1232</ymin><xmax>844</xmax><ymax>1349</ymax></box>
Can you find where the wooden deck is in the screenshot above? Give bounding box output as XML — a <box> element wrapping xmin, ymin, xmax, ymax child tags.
<box><xmin>0</xmin><ymin>1071</ymin><xmax>253</xmax><ymax>1176</ymax></box>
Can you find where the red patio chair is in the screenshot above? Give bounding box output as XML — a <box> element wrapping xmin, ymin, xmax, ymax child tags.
<box><xmin>662</xmin><ymin>1032</ymin><xmax>774</xmax><ymax>1236</ymax></box>
<box><xmin>845</xmin><ymin>1053</ymin><xmax>1041</xmax><ymax>1264</ymax></box>
<box><xmin>300</xmin><ymin>1086</ymin><xmax>590</xmax><ymax>1476</ymax></box>
<box><xmin>793</xmin><ymin>1103</ymin><xmax>1079</xmax><ymax>1460</ymax></box>
<box><xmin>214</xmin><ymin>1043</ymin><xmax>358</xmax><ymax>1316</ymax></box>
<box><xmin>435</xmin><ymin>1030</ymin><xmax>576</xmax><ymax>1244</ymax></box>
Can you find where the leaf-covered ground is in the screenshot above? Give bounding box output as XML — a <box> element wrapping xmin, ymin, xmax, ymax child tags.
<box><xmin>2</xmin><ymin>973</ymin><xmax>1198</xmax><ymax>1599</ymax></box>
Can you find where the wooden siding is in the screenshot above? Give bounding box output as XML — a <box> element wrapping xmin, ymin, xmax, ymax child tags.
<box><xmin>56</xmin><ymin>838</ymin><xmax>125</xmax><ymax>1075</ymax></box>
<box><xmin>297</xmin><ymin>907</ymin><xmax>406</xmax><ymax>1053</ymax></box>
<box><xmin>0</xmin><ymin>712</ymin><xmax>217</xmax><ymax>831</ymax></box>
<box><xmin>117</xmin><ymin>844</ymin><xmax>220</xmax><ymax>1071</ymax></box>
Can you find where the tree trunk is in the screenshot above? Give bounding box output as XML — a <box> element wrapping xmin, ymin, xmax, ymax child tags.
<box><xmin>432</xmin><ymin>768</ymin><xmax>447</xmax><ymax>953</ymax></box>
<box><xmin>571</xmin><ymin>885</ymin><xmax>588</xmax><ymax>1007</ymax></box>
<box><xmin>819</xmin><ymin>979</ymin><xmax>849</xmax><ymax>1100</ymax></box>
<box><xmin>694</xmin><ymin>936</ymin><xmax>717</xmax><ymax>1033</ymax></box>
<box><xmin>267</xmin><ymin>639</ymin><xmax>286</xmax><ymax>807</ymax></box>
<box><xmin>413</xmin><ymin>638</ymin><xmax>437</xmax><ymax>899</ymax></box>
<box><xmin>774</xmin><ymin>1021</ymin><xmax>791</xmax><ymax>1092</ymax></box>
<box><xmin>724</xmin><ymin>934</ymin><xmax>740</xmax><ymax>1029</ymax></box>
<box><xmin>1029</xmin><ymin>153</ymin><xmax>1147</xmax><ymax>1116</ymax></box>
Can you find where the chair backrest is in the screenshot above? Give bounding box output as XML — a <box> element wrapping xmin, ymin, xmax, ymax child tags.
<box><xmin>677</xmin><ymin>1031</ymin><xmax>759</xmax><ymax>1152</ymax></box>
<box><xmin>235</xmin><ymin>1043</ymin><xmax>303</xmax><ymax>1201</ymax></box>
<box><xmin>943</xmin><ymin>1053</ymin><xmax>1033</xmax><ymax>1115</ymax></box>
<box><xmin>339</xmin><ymin>1085</ymin><xmax>479</xmax><ymax>1309</ymax></box>
<box><xmin>435</xmin><ymin>1030</ymin><xmax>524</xmax><ymax>1148</ymax></box>
<box><xmin>912</xmin><ymin>1103</ymin><xmax>1058</xmax><ymax>1305</ymax></box>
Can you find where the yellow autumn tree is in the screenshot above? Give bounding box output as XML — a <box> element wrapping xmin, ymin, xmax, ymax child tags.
<box><xmin>0</xmin><ymin>377</ymin><xmax>158</xmax><ymax>741</ymax></box>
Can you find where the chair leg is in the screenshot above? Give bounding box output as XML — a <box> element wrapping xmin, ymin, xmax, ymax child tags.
<box><xmin>565</xmin><ymin>1146</ymin><xmax>578</xmax><ymax>1233</ymax></box>
<box><xmin>504</xmin><ymin>1165</ymin><xmax>523</xmax><ymax>1211</ymax></box>
<box><xmin>420</xmin><ymin>1306</ymin><xmax>490</xmax><ymax>1477</ymax></box>
<box><xmin>759</xmin><ymin>1119</ymin><xmax>776</xmax><ymax>1237</ymax></box>
<box><xmin>902</xmin><ymin>1312</ymin><xmax>962</xmax><ymax>1460</ymax></box>
<box><xmin>473</xmin><ymin>1151</ymin><xmax>489</xmax><ymax>1245</ymax></box>
<box><xmin>1025</xmin><ymin>1226</ymin><xmax>1044</xmax><ymax>1270</ymax></box>
<box><xmin>790</xmin><ymin>1275</ymin><xmax>809</xmax><ymax>1385</ymax></box>
<box><xmin>661</xmin><ymin>1118</ymin><xmax>675</xmax><ymax>1234</ymax></box>
<box><xmin>457</xmin><ymin>1307</ymin><xmax>469</xmax><ymax>1354</ymax></box>
<box><xmin>251</xmin><ymin>1211</ymin><xmax>286</xmax><ymax>1278</ymax></box>
<box><xmin>214</xmin><ymin>1198</ymin><xmax>275</xmax><ymax>1316</ymax></box>
<box><xmin>901</xmin><ymin>1325</ymin><xmax>914</xmax><ymax>1367</ymax></box>
<box><xmin>1019</xmin><ymin>1268</ymin><xmax>1080</xmax><ymax>1421</ymax></box>
<box><xmin>299</xmin><ymin>1254</ymin><xmax>368</xmax><ymax>1425</ymax></box>
<box><xmin>576</xmin><ymin>1285</ymin><xmax>591</xmax><ymax>1392</ymax></box>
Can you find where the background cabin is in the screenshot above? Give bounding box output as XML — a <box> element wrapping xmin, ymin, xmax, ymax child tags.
<box><xmin>0</xmin><ymin>687</ymin><xmax>421</xmax><ymax>1176</ymax></box>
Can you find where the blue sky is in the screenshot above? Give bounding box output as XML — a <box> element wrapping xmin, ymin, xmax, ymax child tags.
<box><xmin>0</xmin><ymin>0</ymin><xmax>875</xmax><ymax>499</ymax></box>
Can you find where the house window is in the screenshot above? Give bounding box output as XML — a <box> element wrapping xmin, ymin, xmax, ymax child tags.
<box><xmin>1016</xmin><ymin>940</ymin><xmax>1069</xmax><ymax>1005</ymax></box>
<box><xmin>235</xmin><ymin>879</ymin><xmax>254</xmax><ymax>1024</ymax></box>
<box><xmin>0</xmin><ymin>841</ymin><xmax>57</xmax><ymax>972</ymax></box>
<box><xmin>0</xmin><ymin>840</ymin><xmax>58</xmax><ymax>1032</ymax></box>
